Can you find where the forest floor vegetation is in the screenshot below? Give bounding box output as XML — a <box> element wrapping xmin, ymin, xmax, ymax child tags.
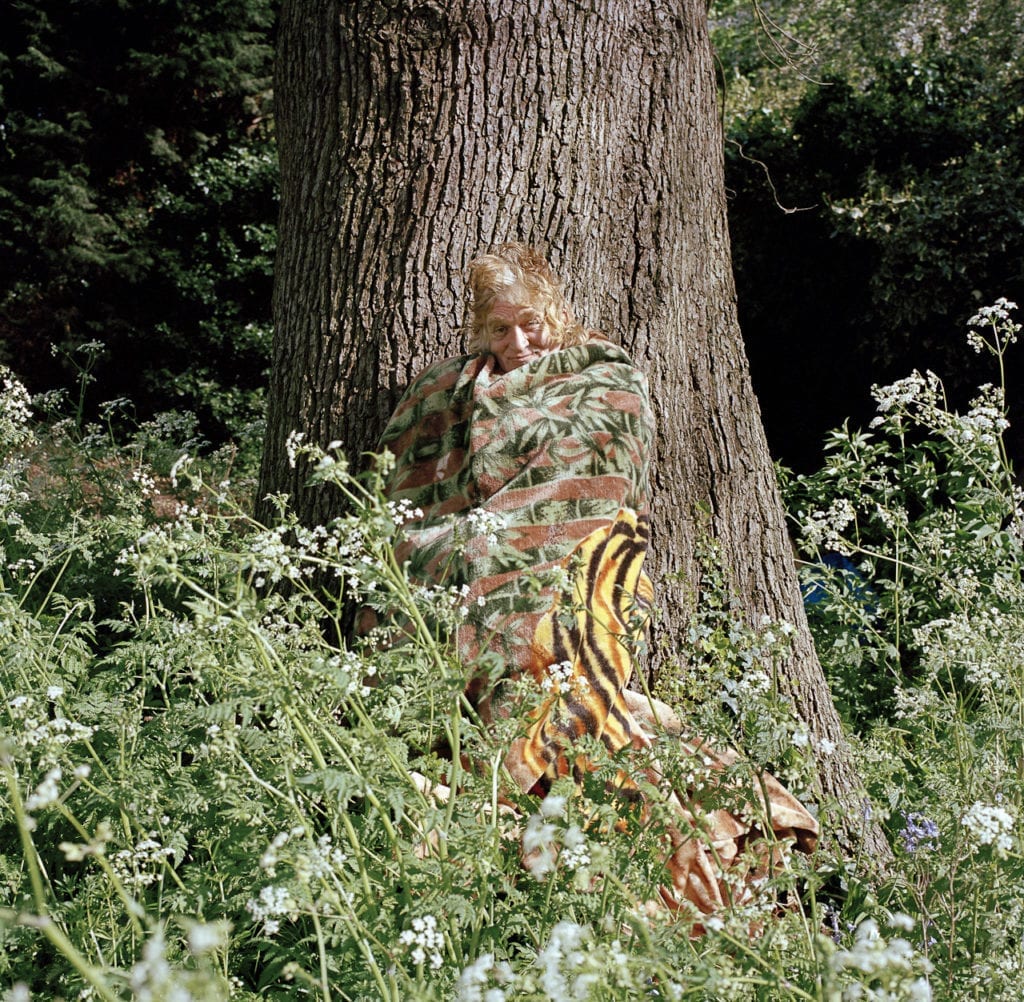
<box><xmin>1</xmin><ymin>304</ymin><xmax>1022</xmax><ymax>999</ymax></box>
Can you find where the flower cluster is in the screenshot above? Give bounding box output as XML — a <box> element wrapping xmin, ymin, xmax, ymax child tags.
<box><xmin>465</xmin><ymin>507</ymin><xmax>504</xmax><ymax>546</ymax></box>
<box><xmin>532</xmin><ymin>923</ymin><xmax>642</xmax><ymax>1000</ymax></box>
<box><xmin>967</xmin><ymin>298</ymin><xmax>1020</xmax><ymax>354</ymax></box>
<box><xmin>937</xmin><ymin>384</ymin><xmax>1010</xmax><ymax>454</ymax></box>
<box><xmin>870</xmin><ymin>370</ymin><xmax>941</xmax><ymax>419</ymax></box>
<box><xmin>246</xmin><ymin>884</ymin><xmax>298</xmax><ymax>936</ymax></box>
<box><xmin>6</xmin><ymin>693</ymin><xmax>96</xmax><ymax>767</ymax></box>
<box><xmin>521</xmin><ymin>795</ymin><xmax>593</xmax><ymax>881</ymax></box>
<box><xmin>830</xmin><ymin>916</ymin><xmax>933</xmax><ymax>1000</ymax></box>
<box><xmin>900</xmin><ymin>813</ymin><xmax>940</xmax><ymax>854</ymax></box>
<box><xmin>24</xmin><ymin>766</ymin><xmax>63</xmax><ymax>812</ymax></box>
<box><xmin>0</xmin><ymin>366</ymin><xmax>33</xmax><ymax>451</ymax></box>
<box><xmin>456</xmin><ymin>953</ymin><xmax>513</xmax><ymax>1002</ymax></box>
<box><xmin>259</xmin><ymin>825</ymin><xmax>307</xmax><ymax>876</ymax></box>
<box><xmin>399</xmin><ymin>913</ymin><xmax>445</xmax><ymax>969</ymax></box>
<box><xmin>915</xmin><ymin>607</ymin><xmax>1024</xmax><ymax>689</ymax></box>
<box><xmin>387</xmin><ymin>497</ymin><xmax>424</xmax><ymax>526</ymax></box>
<box><xmin>800</xmin><ymin>497</ymin><xmax>858</xmax><ymax>554</ymax></box>
<box><xmin>285</xmin><ymin>429</ymin><xmax>305</xmax><ymax>468</ymax></box>
<box><xmin>293</xmin><ymin>833</ymin><xmax>347</xmax><ymax>882</ymax></box>
<box><xmin>110</xmin><ymin>836</ymin><xmax>178</xmax><ymax>890</ymax></box>
<box><xmin>962</xmin><ymin>801</ymin><xmax>1015</xmax><ymax>858</ymax></box>
<box><xmin>129</xmin><ymin>927</ymin><xmax>177</xmax><ymax>1002</ymax></box>
<box><xmin>540</xmin><ymin>659</ymin><xmax>580</xmax><ymax>696</ymax></box>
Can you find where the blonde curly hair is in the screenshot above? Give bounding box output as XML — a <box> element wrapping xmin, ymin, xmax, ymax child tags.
<box><xmin>465</xmin><ymin>242</ymin><xmax>592</xmax><ymax>354</ymax></box>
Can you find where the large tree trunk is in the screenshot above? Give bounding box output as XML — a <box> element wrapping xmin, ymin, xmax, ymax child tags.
<box><xmin>260</xmin><ymin>0</ymin><xmax>892</xmax><ymax>863</ymax></box>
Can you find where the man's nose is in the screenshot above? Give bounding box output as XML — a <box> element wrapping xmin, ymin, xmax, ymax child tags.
<box><xmin>511</xmin><ymin>326</ymin><xmax>529</xmax><ymax>348</ymax></box>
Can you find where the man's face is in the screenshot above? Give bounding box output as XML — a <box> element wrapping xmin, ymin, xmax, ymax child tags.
<box><xmin>485</xmin><ymin>299</ymin><xmax>555</xmax><ymax>372</ymax></box>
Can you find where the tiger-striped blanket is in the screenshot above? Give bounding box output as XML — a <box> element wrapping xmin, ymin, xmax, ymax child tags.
<box><xmin>379</xmin><ymin>342</ymin><xmax>817</xmax><ymax>918</ymax></box>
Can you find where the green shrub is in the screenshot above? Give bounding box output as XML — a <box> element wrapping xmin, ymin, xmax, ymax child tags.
<box><xmin>786</xmin><ymin>301</ymin><xmax>1024</xmax><ymax>996</ymax></box>
<box><xmin>0</xmin><ymin>372</ymin><xmax>884</xmax><ymax>1001</ymax></box>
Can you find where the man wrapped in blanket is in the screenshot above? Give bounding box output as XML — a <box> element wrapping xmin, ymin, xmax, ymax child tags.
<box><xmin>378</xmin><ymin>243</ymin><xmax>817</xmax><ymax>924</ymax></box>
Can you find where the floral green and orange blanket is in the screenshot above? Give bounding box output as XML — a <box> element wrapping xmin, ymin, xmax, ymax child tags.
<box><xmin>380</xmin><ymin>342</ymin><xmax>817</xmax><ymax>920</ymax></box>
<box><xmin>379</xmin><ymin>341</ymin><xmax>654</xmax><ymax>791</ymax></box>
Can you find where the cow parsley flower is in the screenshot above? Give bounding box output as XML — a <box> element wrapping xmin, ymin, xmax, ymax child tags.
<box><xmin>399</xmin><ymin>913</ymin><xmax>445</xmax><ymax>969</ymax></box>
<box><xmin>831</xmin><ymin>917</ymin><xmax>933</xmax><ymax>1000</ymax></box>
<box><xmin>456</xmin><ymin>952</ymin><xmax>513</xmax><ymax>1001</ymax></box>
<box><xmin>0</xmin><ymin>366</ymin><xmax>33</xmax><ymax>450</ymax></box>
<box><xmin>522</xmin><ymin>812</ymin><xmax>558</xmax><ymax>881</ymax></box>
<box><xmin>541</xmin><ymin>661</ymin><xmax>588</xmax><ymax>697</ymax></box>
<box><xmin>465</xmin><ymin>507</ymin><xmax>505</xmax><ymax>546</ymax></box>
<box><xmin>800</xmin><ymin>497</ymin><xmax>857</xmax><ymax>554</ymax></box>
<box><xmin>129</xmin><ymin>926</ymin><xmax>175</xmax><ymax>1002</ymax></box>
<box><xmin>387</xmin><ymin>498</ymin><xmax>424</xmax><ymax>526</ymax></box>
<box><xmin>962</xmin><ymin>801</ymin><xmax>1015</xmax><ymax>858</ymax></box>
<box><xmin>560</xmin><ymin>826</ymin><xmax>591</xmax><ymax>870</ymax></box>
<box><xmin>967</xmin><ymin>298</ymin><xmax>1020</xmax><ymax>353</ymax></box>
<box><xmin>246</xmin><ymin>884</ymin><xmax>297</xmax><ymax>936</ymax></box>
<box><xmin>25</xmin><ymin>767</ymin><xmax>62</xmax><ymax>812</ymax></box>
<box><xmin>870</xmin><ymin>370</ymin><xmax>940</xmax><ymax>416</ymax></box>
<box><xmin>186</xmin><ymin>920</ymin><xmax>228</xmax><ymax>956</ymax></box>
<box><xmin>285</xmin><ymin>429</ymin><xmax>306</xmax><ymax>468</ymax></box>
<box><xmin>535</xmin><ymin>922</ymin><xmax>589</xmax><ymax>1000</ymax></box>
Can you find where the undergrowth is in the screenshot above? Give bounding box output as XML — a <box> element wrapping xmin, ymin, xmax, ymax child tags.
<box><xmin>1</xmin><ymin>301</ymin><xmax>1021</xmax><ymax>999</ymax></box>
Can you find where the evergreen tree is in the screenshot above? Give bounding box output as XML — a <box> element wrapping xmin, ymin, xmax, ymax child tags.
<box><xmin>0</xmin><ymin>0</ymin><xmax>277</xmax><ymax>436</ymax></box>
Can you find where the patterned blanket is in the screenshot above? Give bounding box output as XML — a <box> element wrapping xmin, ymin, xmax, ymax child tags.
<box><xmin>380</xmin><ymin>342</ymin><xmax>652</xmax><ymax>783</ymax></box>
<box><xmin>379</xmin><ymin>342</ymin><xmax>817</xmax><ymax>918</ymax></box>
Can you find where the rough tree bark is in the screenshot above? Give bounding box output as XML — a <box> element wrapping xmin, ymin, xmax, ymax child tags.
<box><xmin>260</xmin><ymin>0</ymin><xmax>892</xmax><ymax>864</ymax></box>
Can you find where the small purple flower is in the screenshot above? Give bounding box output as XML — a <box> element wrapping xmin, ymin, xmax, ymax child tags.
<box><xmin>900</xmin><ymin>812</ymin><xmax>939</xmax><ymax>853</ymax></box>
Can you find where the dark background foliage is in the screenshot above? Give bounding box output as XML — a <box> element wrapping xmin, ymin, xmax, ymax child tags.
<box><xmin>716</xmin><ymin>1</ymin><xmax>1024</xmax><ymax>470</ymax></box>
<box><xmin>0</xmin><ymin>0</ymin><xmax>277</xmax><ymax>440</ymax></box>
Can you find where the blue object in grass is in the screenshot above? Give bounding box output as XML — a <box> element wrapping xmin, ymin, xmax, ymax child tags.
<box><xmin>802</xmin><ymin>551</ymin><xmax>876</xmax><ymax>615</ymax></box>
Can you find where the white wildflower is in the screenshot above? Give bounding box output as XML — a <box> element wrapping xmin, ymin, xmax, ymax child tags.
<box><xmin>801</xmin><ymin>497</ymin><xmax>857</xmax><ymax>554</ymax></box>
<box><xmin>246</xmin><ymin>884</ymin><xmax>297</xmax><ymax>936</ymax></box>
<box><xmin>535</xmin><ymin>921</ymin><xmax>589</xmax><ymax>1000</ymax></box>
<box><xmin>967</xmin><ymin>298</ymin><xmax>1020</xmax><ymax>356</ymax></box>
<box><xmin>386</xmin><ymin>497</ymin><xmax>424</xmax><ymax>526</ymax></box>
<box><xmin>540</xmin><ymin>795</ymin><xmax>567</xmax><ymax>820</ymax></box>
<box><xmin>831</xmin><ymin>918</ymin><xmax>933</xmax><ymax>1000</ymax></box>
<box><xmin>522</xmin><ymin>812</ymin><xmax>558</xmax><ymax>881</ymax></box>
<box><xmin>128</xmin><ymin>926</ymin><xmax>175</xmax><ymax>1002</ymax></box>
<box><xmin>457</xmin><ymin>954</ymin><xmax>513</xmax><ymax>1002</ymax></box>
<box><xmin>285</xmin><ymin>429</ymin><xmax>306</xmax><ymax>468</ymax></box>
<box><xmin>465</xmin><ymin>507</ymin><xmax>505</xmax><ymax>546</ymax></box>
<box><xmin>962</xmin><ymin>801</ymin><xmax>1015</xmax><ymax>857</ymax></box>
<box><xmin>870</xmin><ymin>370</ymin><xmax>940</xmax><ymax>415</ymax></box>
<box><xmin>168</xmin><ymin>452</ymin><xmax>190</xmax><ymax>488</ymax></box>
<box><xmin>560</xmin><ymin>826</ymin><xmax>591</xmax><ymax>871</ymax></box>
<box><xmin>0</xmin><ymin>366</ymin><xmax>33</xmax><ymax>450</ymax></box>
<box><xmin>399</xmin><ymin>913</ymin><xmax>445</xmax><ymax>970</ymax></box>
<box><xmin>186</xmin><ymin>920</ymin><xmax>228</xmax><ymax>956</ymax></box>
<box><xmin>25</xmin><ymin>767</ymin><xmax>62</xmax><ymax>812</ymax></box>
<box><xmin>110</xmin><ymin>837</ymin><xmax>177</xmax><ymax>889</ymax></box>
<box><xmin>541</xmin><ymin>660</ymin><xmax>579</xmax><ymax>696</ymax></box>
